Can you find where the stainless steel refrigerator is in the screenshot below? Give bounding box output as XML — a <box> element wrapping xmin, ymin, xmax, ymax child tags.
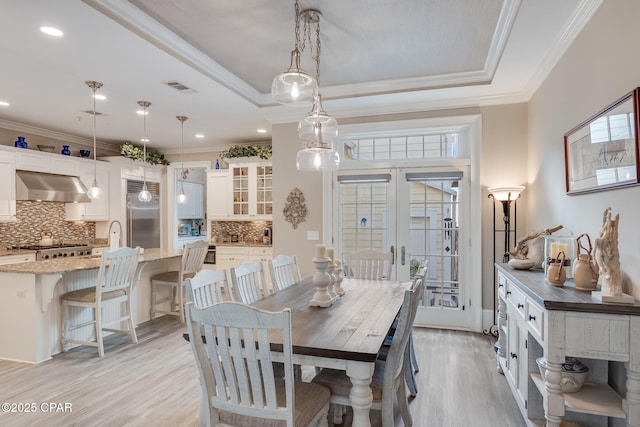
<box><xmin>126</xmin><ymin>180</ymin><xmax>161</xmax><ymax>248</ymax></box>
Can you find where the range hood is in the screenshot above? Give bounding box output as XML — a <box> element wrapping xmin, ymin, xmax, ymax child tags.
<box><xmin>16</xmin><ymin>170</ymin><xmax>91</xmax><ymax>203</ymax></box>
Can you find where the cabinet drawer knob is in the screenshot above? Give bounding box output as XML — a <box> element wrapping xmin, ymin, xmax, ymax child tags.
<box><xmin>510</xmin><ymin>352</ymin><xmax>517</xmax><ymax>359</ymax></box>
<box><xmin>517</xmin><ymin>303</ymin><xmax>524</xmax><ymax>309</ymax></box>
<box><xmin>506</xmin><ymin>291</ymin><xmax>511</xmax><ymax>296</ymax></box>
<box><xmin>529</xmin><ymin>315</ymin><xmax>536</xmax><ymax>321</ymax></box>
<box><xmin>498</xmin><ymin>283</ymin><xmax>504</xmax><ymax>288</ymax></box>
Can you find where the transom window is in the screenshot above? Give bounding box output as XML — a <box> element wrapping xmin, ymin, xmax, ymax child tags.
<box><xmin>345</xmin><ymin>133</ymin><xmax>459</xmax><ymax>161</ymax></box>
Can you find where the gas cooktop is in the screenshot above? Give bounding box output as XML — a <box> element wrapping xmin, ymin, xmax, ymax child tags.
<box><xmin>12</xmin><ymin>244</ymin><xmax>94</xmax><ymax>260</ymax></box>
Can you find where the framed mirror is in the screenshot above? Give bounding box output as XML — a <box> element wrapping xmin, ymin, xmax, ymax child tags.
<box><xmin>564</xmin><ymin>88</ymin><xmax>640</xmax><ymax>195</ymax></box>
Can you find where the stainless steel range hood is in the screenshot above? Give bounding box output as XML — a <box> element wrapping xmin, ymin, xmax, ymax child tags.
<box><xmin>16</xmin><ymin>170</ymin><xmax>91</xmax><ymax>203</ymax></box>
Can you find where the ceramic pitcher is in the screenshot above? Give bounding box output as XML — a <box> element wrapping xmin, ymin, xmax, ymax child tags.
<box><xmin>547</xmin><ymin>251</ymin><xmax>567</xmax><ymax>287</ymax></box>
<box><xmin>573</xmin><ymin>233</ymin><xmax>599</xmax><ymax>291</ymax></box>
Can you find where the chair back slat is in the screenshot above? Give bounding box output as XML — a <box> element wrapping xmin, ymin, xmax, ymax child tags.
<box><xmin>269</xmin><ymin>254</ymin><xmax>301</xmax><ymax>291</ymax></box>
<box><xmin>99</xmin><ymin>247</ymin><xmax>140</xmax><ymax>294</ymax></box>
<box><xmin>229</xmin><ymin>261</ymin><xmax>269</xmax><ymax>304</ymax></box>
<box><xmin>187</xmin><ymin>302</ymin><xmax>294</xmax><ymax>424</ymax></box>
<box><xmin>186</xmin><ymin>269</ymin><xmax>227</xmax><ymax>307</ymax></box>
<box><xmin>180</xmin><ymin>240</ymin><xmax>208</xmax><ymax>279</ymax></box>
<box><xmin>345</xmin><ymin>250</ymin><xmax>393</xmax><ymax>280</ymax></box>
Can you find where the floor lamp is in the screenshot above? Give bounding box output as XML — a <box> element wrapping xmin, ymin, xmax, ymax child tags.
<box><xmin>485</xmin><ymin>186</ymin><xmax>524</xmax><ymax>337</ymax></box>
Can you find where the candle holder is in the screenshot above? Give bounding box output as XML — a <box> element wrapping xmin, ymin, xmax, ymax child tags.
<box><xmin>332</xmin><ymin>261</ymin><xmax>345</xmax><ymax>296</ymax></box>
<box><xmin>309</xmin><ymin>256</ymin><xmax>334</xmax><ymax>307</ymax></box>
<box><xmin>326</xmin><ymin>260</ymin><xmax>338</xmax><ymax>299</ymax></box>
<box><xmin>543</xmin><ymin>235</ymin><xmax>575</xmax><ymax>279</ymax></box>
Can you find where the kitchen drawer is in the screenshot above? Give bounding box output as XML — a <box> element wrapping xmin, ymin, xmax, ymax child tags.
<box><xmin>217</xmin><ymin>246</ymin><xmax>249</xmax><ymax>256</ymax></box>
<box><xmin>506</xmin><ymin>281</ymin><xmax>526</xmax><ymax>320</ymax></box>
<box><xmin>248</xmin><ymin>246</ymin><xmax>272</xmax><ymax>261</ymax></box>
<box><xmin>526</xmin><ymin>299</ymin><xmax>544</xmax><ymax>343</ymax></box>
<box><xmin>0</xmin><ymin>253</ymin><xmax>36</xmax><ymax>265</ymax></box>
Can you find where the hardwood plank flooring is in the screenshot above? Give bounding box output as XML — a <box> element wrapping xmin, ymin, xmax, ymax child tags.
<box><xmin>0</xmin><ymin>318</ymin><xmax>525</xmax><ymax>426</ymax></box>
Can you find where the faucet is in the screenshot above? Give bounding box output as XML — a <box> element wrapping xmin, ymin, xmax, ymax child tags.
<box><xmin>107</xmin><ymin>220</ymin><xmax>123</xmax><ymax>247</ymax></box>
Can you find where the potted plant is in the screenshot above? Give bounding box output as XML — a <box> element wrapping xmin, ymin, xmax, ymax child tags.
<box><xmin>220</xmin><ymin>144</ymin><xmax>272</xmax><ymax>160</ymax></box>
<box><xmin>120</xmin><ymin>141</ymin><xmax>170</xmax><ymax>165</ymax></box>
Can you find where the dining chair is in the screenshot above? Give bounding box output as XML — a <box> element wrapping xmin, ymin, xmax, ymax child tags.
<box><xmin>268</xmin><ymin>254</ymin><xmax>302</xmax><ymax>292</ymax></box>
<box><xmin>185</xmin><ymin>301</ymin><xmax>331</xmax><ymax>427</ymax></box>
<box><xmin>228</xmin><ymin>260</ymin><xmax>270</xmax><ymax>304</ymax></box>
<box><xmin>150</xmin><ymin>239</ymin><xmax>208</xmax><ymax>322</ymax></box>
<box><xmin>185</xmin><ymin>269</ymin><xmax>228</xmax><ymax>307</ymax></box>
<box><xmin>311</xmin><ymin>279</ymin><xmax>423</xmax><ymax>426</ymax></box>
<box><xmin>60</xmin><ymin>246</ymin><xmax>140</xmax><ymax>357</ymax></box>
<box><xmin>345</xmin><ymin>249</ymin><xmax>393</xmax><ymax>280</ymax></box>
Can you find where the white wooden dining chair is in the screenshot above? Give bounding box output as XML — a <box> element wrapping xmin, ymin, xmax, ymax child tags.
<box><xmin>150</xmin><ymin>239</ymin><xmax>208</xmax><ymax>322</ymax></box>
<box><xmin>268</xmin><ymin>254</ymin><xmax>302</xmax><ymax>292</ymax></box>
<box><xmin>185</xmin><ymin>269</ymin><xmax>228</xmax><ymax>307</ymax></box>
<box><xmin>345</xmin><ymin>249</ymin><xmax>394</xmax><ymax>280</ymax></box>
<box><xmin>311</xmin><ymin>279</ymin><xmax>423</xmax><ymax>426</ymax></box>
<box><xmin>228</xmin><ymin>261</ymin><xmax>270</xmax><ymax>304</ymax></box>
<box><xmin>185</xmin><ymin>301</ymin><xmax>331</xmax><ymax>427</ymax></box>
<box><xmin>60</xmin><ymin>246</ymin><xmax>140</xmax><ymax>357</ymax></box>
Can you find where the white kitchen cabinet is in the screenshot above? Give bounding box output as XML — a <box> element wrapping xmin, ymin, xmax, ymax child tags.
<box><xmin>216</xmin><ymin>245</ymin><xmax>273</xmax><ymax>273</ymax></box>
<box><xmin>14</xmin><ymin>150</ymin><xmax>51</xmax><ymax>173</ymax></box>
<box><xmin>0</xmin><ymin>253</ymin><xmax>35</xmax><ymax>265</ymax></box>
<box><xmin>176</xmin><ymin>181</ymin><xmax>204</xmax><ymax>219</ymax></box>
<box><xmin>227</xmin><ymin>159</ymin><xmax>272</xmax><ymax>221</ymax></box>
<box><xmin>64</xmin><ymin>161</ymin><xmax>110</xmax><ymax>221</ymax></box>
<box><xmin>0</xmin><ymin>151</ymin><xmax>17</xmax><ymax>222</ymax></box>
<box><xmin>206</xmin><ymin>170</ymin><xmax>230</xmax><ymax>219</ymax></box>
<box><xmin>176</xmin><ymin>235</ymin><xmax>208</xmax><ymax>249</ymax></box>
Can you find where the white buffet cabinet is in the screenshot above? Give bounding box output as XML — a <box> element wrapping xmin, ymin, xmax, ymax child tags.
<box><xmin>496</xmin><ymin>264</ymin><xmax>638</xmax><ymax>427</ymax></box>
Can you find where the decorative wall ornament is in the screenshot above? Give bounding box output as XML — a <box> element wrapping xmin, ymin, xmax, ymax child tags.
<box><xmin>283</xmin><ymin>187</ymin><xmax>307</xmax><ymax>229</ymax></box>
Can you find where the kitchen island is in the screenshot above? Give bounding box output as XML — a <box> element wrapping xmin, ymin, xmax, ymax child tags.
<box><xmin>0</xmin><ymin>248</ymin><xmax>183</xmax><ymax>363</ymax></box>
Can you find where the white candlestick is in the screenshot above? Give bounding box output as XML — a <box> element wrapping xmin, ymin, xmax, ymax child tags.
<box><xmin>315</xmin><ymin>245</ymin><xmax>326</xmax><ymax>259</ymax></box>
<box><xmin>327</xmin><ymin>248</ymin><xmax>334</xmax><ymax>261</ymax></box>
<box><xmin>335</xmin><ymin>260</ymin><xmax>342</xmax><ymax>269</ymax></box>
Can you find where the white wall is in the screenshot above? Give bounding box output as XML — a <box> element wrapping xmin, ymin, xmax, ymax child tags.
<box><xmin>528</xmin><ymin>0</ymin><xmax>640</xmax><ymax>297</ymax></box>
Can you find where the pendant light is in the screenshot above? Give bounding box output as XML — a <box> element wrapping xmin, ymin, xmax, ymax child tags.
<box><xmin>271</xmin><ymin>0</ymin><xmax>317</xmax><ymax>104</ymax></box>
<box><xmin>137</xmin><ymin>100</ymin><xmax>153</xmax><ymax>203</ymax></box>
<box><xmin>85</xmin><ymin>80</ymin><xmax>103</xmax><ymax>199</ymax></box>
<box><xmin>295</xmin><ymin>9</ymin><xmax>340</xmax><ymax>171</ymax></box>
<box><xmin>176</xmin><ymin>115</ymin><xmax>188</xmax><ymax>204</ymax></box>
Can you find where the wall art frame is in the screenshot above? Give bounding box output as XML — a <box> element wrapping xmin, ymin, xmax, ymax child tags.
<box><xmin>564</xmin><ymin>87</ymin><xmax>640</xmax><ymax>195</ymax></box>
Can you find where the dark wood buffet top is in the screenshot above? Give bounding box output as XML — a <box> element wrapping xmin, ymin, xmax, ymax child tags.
<box><xmin>495</xmin><ymin>263</ymin><xmax>640</xmax><ymax>316</ymax></box>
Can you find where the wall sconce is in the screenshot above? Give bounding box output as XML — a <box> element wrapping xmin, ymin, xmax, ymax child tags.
<box><xmin>486</xmin><ymin>186</ymin><xmax>524</xmax><ymax>336</ymax></box>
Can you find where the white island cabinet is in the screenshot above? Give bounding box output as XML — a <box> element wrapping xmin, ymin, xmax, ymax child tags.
<box><xmin>496</xmin><ymin>264</ymin><xmax>640</xmax><ymax>427</ymax></box>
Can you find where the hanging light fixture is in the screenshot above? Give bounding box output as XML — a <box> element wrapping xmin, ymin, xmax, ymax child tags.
<box><xmin>271</xmin><ymin>0</ymin><xmax>317</xmax><ymax>104</ymax></box>
<box><xmin>137</xmin><ymin>100</ymin><xmax>153</xmax><ymax>203</ymax></box>
<box><xmin>295</xmin><ymin>8</ymin><xmax>340</xmax><ymax>171</ymax></box>
<box><xmin>176</xmin><ymin>115</ymin><xmax>188</xmax><ymax>204</ymax></box>
<box><xmin>85</xmin><ymin>80</ymin><xmax>103</xmax><ymax>199</ymax></box>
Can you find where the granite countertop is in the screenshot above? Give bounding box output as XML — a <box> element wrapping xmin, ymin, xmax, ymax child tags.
<box><xmin>495</xmin><ymin>263</ymin><xmax>640</xmax><ymax>315</ymax></box>
<box><xmin>215</xmin><ymin>242</ymin><xmax>272</xmax><ymax>247</ymax></box>
<box><xmin>0</xmin><ymin>248</ymin><xmax>183</xmax><ymax>275</ymax></box>
<box><xmin>0</xmin><ymin>249</ymin><xmax>38</xmax><ymax>257</ymax></box>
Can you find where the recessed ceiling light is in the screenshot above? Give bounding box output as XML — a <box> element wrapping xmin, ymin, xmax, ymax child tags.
<box><xmin>257</xmin><ymin>128</ymin><xmax>267</xmax><ymax>133</ymax></box>
<box><xmin>40</xmin><ymin>26</ymin><xmax>63</xmax><ymax>37</ymax></box>
<box><xmin>0</xmin><ymin>101</ymin><xmax>9</xmax><ymax>107</ymax></box>
<box><xmin>93</xmin><ymin>94</ymin><xmax>106</xmax><ymax>100</ymax></box>
<box><xmin>136</xmin><ymin>110</ymin><xmax>148</xmax><ymax>115</ymax></box>
<box><xmin>195</xmin><ymin>134</ymin><xmax>205</xmax><ymax>139</ymax></box>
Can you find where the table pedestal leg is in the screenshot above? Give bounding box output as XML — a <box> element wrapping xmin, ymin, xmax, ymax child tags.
<box><xmin>346</xmin><ymin>360</ymin><xmax>374</xmax><ymax>427</ymax></box>
<box><xmin>544</xmin><ymin>359</ymin><xmax>564</xmax><ymax>427</ymax></box>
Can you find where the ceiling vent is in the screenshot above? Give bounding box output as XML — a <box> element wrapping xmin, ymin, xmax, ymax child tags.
<box><xmin>164</xmin><ymin>81</ymin><xmax>196</xmax><ymax>94</ymax></box>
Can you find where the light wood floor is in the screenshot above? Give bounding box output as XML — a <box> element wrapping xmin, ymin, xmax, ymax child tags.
<box><xmin>0</xmin><ymin>317</ymin><xmax>525</xmax><ymax>426</ymax></box>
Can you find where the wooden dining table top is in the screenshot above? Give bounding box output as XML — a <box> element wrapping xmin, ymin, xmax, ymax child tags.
<box><xmin>251</xmin><ymin>277</ymin><xmax>409</xmax><ymax>363</ymax></box>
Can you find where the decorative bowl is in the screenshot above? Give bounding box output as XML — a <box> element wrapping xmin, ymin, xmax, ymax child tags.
<box><xmin>536</xmin><ymin>357</ymin><xmax>588</xmax><ymax>392</ymax></box>
<box><xmin>79</xmin><ymin>149</ymin><xmax>91</xmax><ymax>157</ymax></box>
<box><xmin>37</xmin><ymin>145</ymin><xmax>55</xmax><ymax>152</ymax></box>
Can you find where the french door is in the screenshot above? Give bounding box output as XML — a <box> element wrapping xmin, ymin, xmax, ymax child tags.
<box><xmin>333</xmin><ymin>166</ymin><xmax>474</xmax><ymax>329</ymax></box>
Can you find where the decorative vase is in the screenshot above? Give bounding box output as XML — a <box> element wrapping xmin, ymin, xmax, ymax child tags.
<box><xmin>547</xmin><ymin>251</ymin><xmax>567</xmax><ymax>287</ymax></box>
<box><xmin>573</xmin><ymin>233</ymin><xmax>599</xmax><ymax>291</ymax></box>
<box><xmin>61</xmin><ymin>145</ymin><xmax>71</xmax><ymax>156</ymax></box>
<box><xmin>14</xmin><ymin>136</ymin><xmax>28</xmax><ymax>149</ymax></box>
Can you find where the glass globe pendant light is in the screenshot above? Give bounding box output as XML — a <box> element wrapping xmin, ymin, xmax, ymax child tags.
<box><xmin>137</xmin><ymin>100</ymin><xmax>153</xmax><ymax>203</ymax></box>
<box><xmin>85</xmin><ymin>80</ymin><xmax>103</xmax><ymax>200</ymax></box>
<box><xmin>271</xmin><ymin>0</ymin><xmax>317</xmax><ymax>104</ymax></box>
<box><xmin>176</xmin><ymin>115</ymin><xmax>188</xmax><ymax>204</ymax></box>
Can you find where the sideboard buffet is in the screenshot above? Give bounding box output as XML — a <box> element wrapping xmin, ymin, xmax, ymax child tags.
<box><xmin>495</xmin><ymin>263</ymin><xmax>640</xmax><ymax>427</ymax></box>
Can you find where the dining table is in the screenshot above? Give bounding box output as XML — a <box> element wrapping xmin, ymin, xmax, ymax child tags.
<box><xmin>251</xmin><ymin>277</ymin><xmax>409</xmax><ymax>427</ymax></box>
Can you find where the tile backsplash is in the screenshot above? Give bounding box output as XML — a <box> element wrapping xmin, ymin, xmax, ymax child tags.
<box><xmin>211</xmin><ymin>220</ymin><xmax>272</xmax><ymax>244</ymax></box>
<box><xmin>0</xmin><ymin>201</ymin><xmax>95</xmax><ymax>248</ymax></box>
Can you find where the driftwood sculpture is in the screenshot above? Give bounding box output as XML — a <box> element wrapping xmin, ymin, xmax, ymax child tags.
<box><xmin>594</xmin><ymin>207</ymin><xmax>622</xmax><ymax>296</ymax></box>
<box><xmin>508</xmin><ymin>225</ymin><xmax>564</xmax><ymax>259</ymax></box>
